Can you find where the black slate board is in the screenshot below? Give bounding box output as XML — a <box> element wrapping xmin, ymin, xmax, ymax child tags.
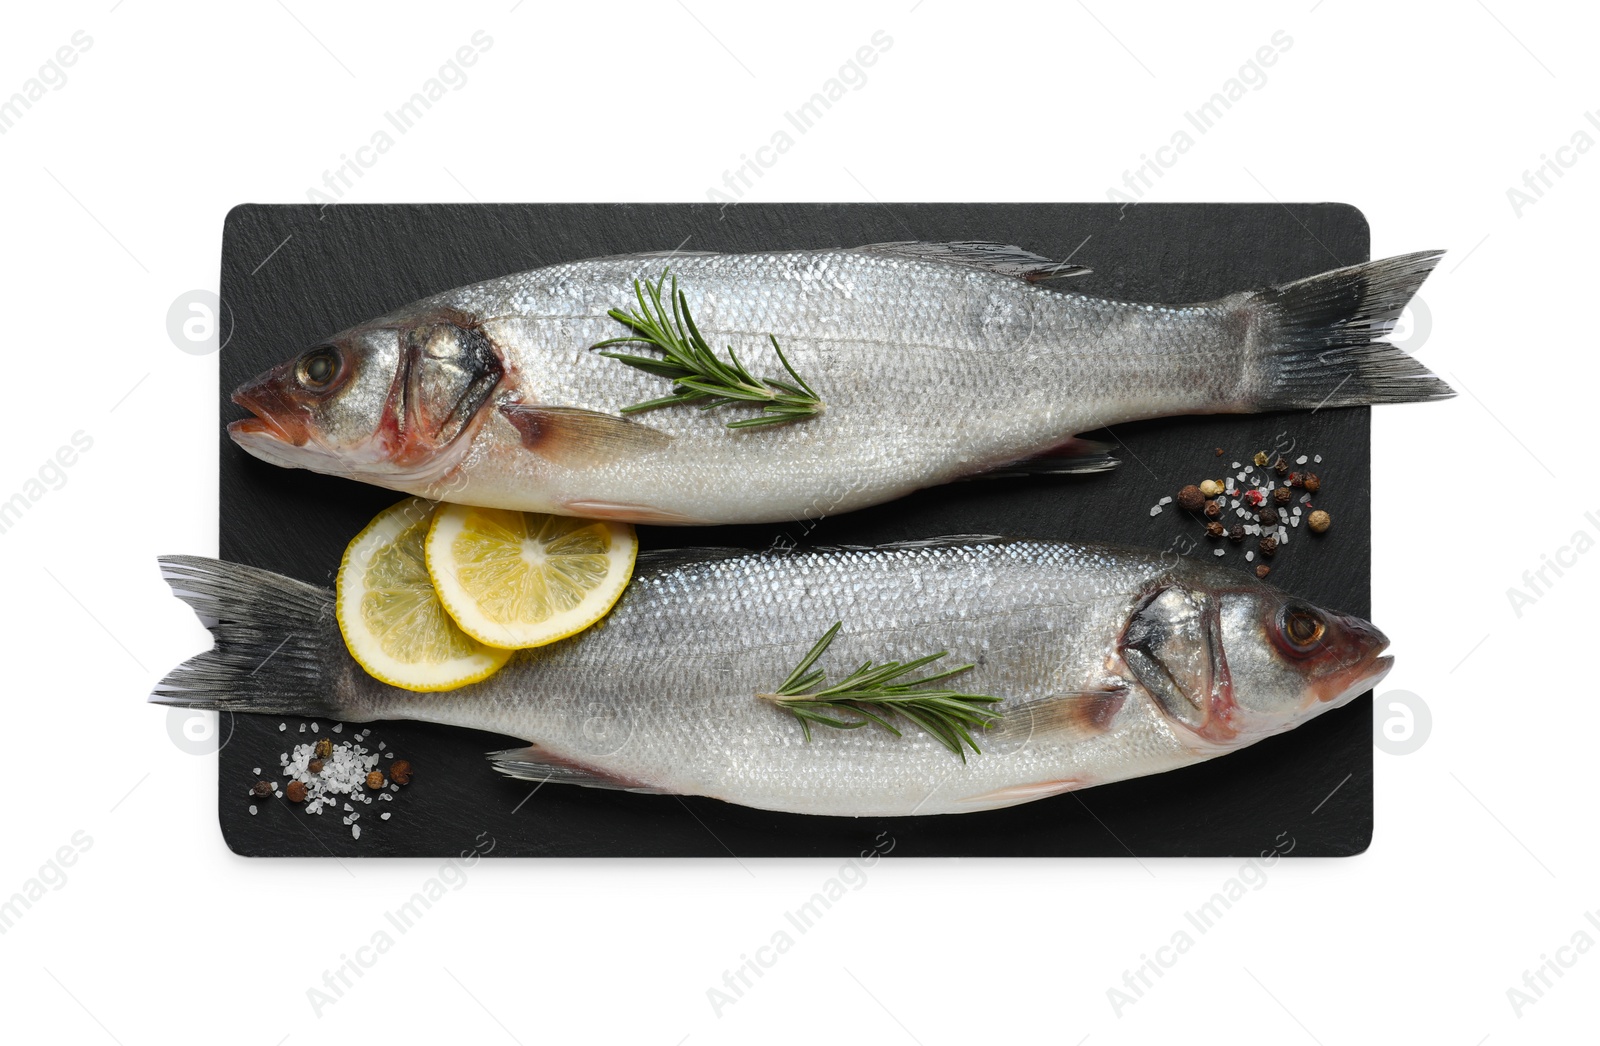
<box><xmin>216</xmin><ymin>202</ymin><xmax>1374</xmax><ymax>858</ymax></box>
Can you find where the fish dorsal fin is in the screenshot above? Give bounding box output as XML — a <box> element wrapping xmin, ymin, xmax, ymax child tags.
<box><xmin>854</xmin><ymin>241</ymin><xmax>1091</xmax><ymax>282</ymax></box>
<box><xmin>812</xmin><ymin>534</ymin><xmax>1008</xmax><ymax>554</ymax></box>
<box><xmin>593</xmin><ymin>249</ymin><xmax>721</xmax><ymax>262</ymax></box>
<box><xmin>634</xmin><ymin>547</ymin><xmax>760</xmax><ymax>576</ymax></box>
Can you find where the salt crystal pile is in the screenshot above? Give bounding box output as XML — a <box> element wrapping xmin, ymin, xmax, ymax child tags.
<box><xmin>277</xmin><ymin>737</ymin><xmax>384</xmax><ymax>817</ymax></box>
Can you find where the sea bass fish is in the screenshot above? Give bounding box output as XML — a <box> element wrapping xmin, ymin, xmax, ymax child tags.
<box><xmin>228</xmin><ymin>242</ymin><xmax>1450</xmax><ymax>525</ymax></box>
<box><xmin>152</xmin><ymin>540</ymin><xmax>1390</xmax><ymax>817</ymax></box>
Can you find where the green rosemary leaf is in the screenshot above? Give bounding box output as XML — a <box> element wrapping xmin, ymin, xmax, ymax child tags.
<box><xmin>596</xmin><ymin>352</ymin><xmax>695</xmax><ymax>381</ymax></box>
<box><xmin>778</xmin><ymin>621</ymin><xmax>841</xmax><ymax>692</ymax></box>
<box><xmin>594</xmin><ymin>270</ymin><xmax>824</xmax><ymax>428</ymax></box>
<box><xmin>618</xmin><ymin>391</ymin><xmax>707</xmax><ymax>414</ymax></box>
<box><xmin>760</xmin><ymin>622</ymin><xmax>1003</xmax><ymax>760</ymax></box>
<box><xmin>725</xmin><ymin>413</ymin><xmax>804</xmax><ymax>430</ymax></box>
<box><xmin>769</xmin><ymin>334</ymin><xmax>821</xmax><ymax>402</ymax></box>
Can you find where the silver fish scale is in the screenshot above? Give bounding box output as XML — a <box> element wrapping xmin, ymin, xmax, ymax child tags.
<box><xmin>362</xmin><ymin>540</ymin><xmax>1203</xmax><ymax>816</ymax></box>
<box><xmin>414</xmin><ymin>249</ymin><xmax>1241</xmax><ymax>522</ymax></box>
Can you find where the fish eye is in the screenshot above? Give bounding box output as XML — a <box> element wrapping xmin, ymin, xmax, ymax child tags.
<box><xmin>1275</xmin><ymin>605</ymin><xmax>1327</xmax><ymax>655</ymax></box>
<box><xmin>297</xmin><ymin>347</ymin><xmax>340</xmax><ymax>389</ymax></box>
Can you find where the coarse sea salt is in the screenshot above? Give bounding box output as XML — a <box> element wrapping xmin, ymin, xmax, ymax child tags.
<box><xmin>1158</xmin><ymin>496</ymin><xmax>1172</xmax><ymax>505</ymax></box>
<box><xmin>1150</xmin><ymin>505</ymin><xmax>1163</xmax><ymax>517</ymax></box>
<box><xmin>248</xmin><ymin>805</ymin><xmax>257</xmax><ymax>815</ymax></box>
<box><xmin>1213</xmin><ymin>548</ymin><xmax>1225</xmax><ymax>557</ymax></box>
<box><xmin>273</xmin><ymin>733</ymin><xmax>385</xmax><ymax>823</ymax></box>
<box><xmin>1296</xmin><ymin>455</ymin><xmax>1308</xmax><ymax>464</ymax></box>
<box><xmin>1246</xmin><ymin>551</ymin><xmax>1255</xmax><ymax>562</ymax></box>
<box><xmin>1314</xmin><ymin>454</ymin><xmax>1322</xmax><ymax>463</ymax></box>
<box><xmin>380</xmin><ymin>812</ymin><xmax>391</xmax><ymax>820</ymax></box>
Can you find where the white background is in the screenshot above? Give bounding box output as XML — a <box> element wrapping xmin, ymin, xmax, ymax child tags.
<box><xmin>0</xmin><ymin>1</ymin><xmax>1591</xmax><ymax>1041</ymax></box>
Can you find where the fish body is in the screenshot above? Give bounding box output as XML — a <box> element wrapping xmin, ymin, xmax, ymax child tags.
<box><xmin>153</xmin><ymin>540</ymin><xmax>1390</xmax><ymax>817</ymax></box>
<box><xmin>229</xmin><ymin>243</ymin><xmax>1450</xmax><ymax>524</ymax></box>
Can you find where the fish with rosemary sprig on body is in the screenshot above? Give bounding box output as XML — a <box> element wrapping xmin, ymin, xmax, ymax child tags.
<box><xmin>151</xmin><ymin>538</ymin><xmax>1391</xmax><ymax>817</ymax></box>
<box><xmin>227</xmin><ymin>241</ymin><xmax>1451</xmax><ymax>525</ymax></box>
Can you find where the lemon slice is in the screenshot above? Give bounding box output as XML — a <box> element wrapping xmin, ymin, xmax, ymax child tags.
<box><xmin>337</xmin><ymin>498</ymin><xmax>512</xmax><ymax>691</ymax></box>
<box><xmin>425</xmin><ymin>505</ymin><xmax>637</xmax><ymax>649</ymax></box>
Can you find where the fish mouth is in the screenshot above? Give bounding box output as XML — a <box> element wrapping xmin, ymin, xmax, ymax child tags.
<box><xmin>229</xmin><ymin>379</ymin><xmax>309</xmax><ymax>447</ymax></box>
<box><xmin>1307</xmin><ymin>616</ymin><xmax>1393</xmax><ymax>710</ymax></box>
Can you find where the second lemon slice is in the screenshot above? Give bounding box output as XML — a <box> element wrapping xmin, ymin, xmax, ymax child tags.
<box><xmin>425</xmin><ymin>505</ymin><xmax>637</xmax><ymax>649</ymax></box>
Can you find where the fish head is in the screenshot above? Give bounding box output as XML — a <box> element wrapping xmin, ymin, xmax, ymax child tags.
<box><xmin>228</xmin><ymin>309</ymin><xmax>503</xmax><ymax>488</ymax></box>
<box><xmin>1121</xmin><ymin>575</ymin><xmax>1391</xmax><ymax>747</ymax></box>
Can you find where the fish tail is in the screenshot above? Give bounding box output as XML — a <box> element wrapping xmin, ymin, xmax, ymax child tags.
<box><xmin>150</xmin><ymin>555</ymin><xmax>350</xmax><ymax>720</ymax></box>
<box><xmin>1247</xmin><ymin>251</ymin><xmax>1453</xmax><ymax>409</ymax></box>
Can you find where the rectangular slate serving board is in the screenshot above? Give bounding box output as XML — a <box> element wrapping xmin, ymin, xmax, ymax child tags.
<box><xmin>217</xmin><ymin>202</ymin><xmax>1374</xmax><ymax>858</ymax></box>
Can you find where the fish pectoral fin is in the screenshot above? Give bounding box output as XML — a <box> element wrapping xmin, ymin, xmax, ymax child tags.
<box><xmin>971</xmin><ymin>438</ymin><xmax>1122</xmax><ymax>480</ymax></box>
<box><xmin>986</xmin><ymin>687</ymin><xmax>1130</xmax><ymax>748</ymax></box>
<box><xmin>854</xmin><ymin>241</ymin><xmax>1092</xmax><ymax>282</ymax></box>
<box><xmin>498</xmin><ymin>402</ymin><xmax>673</xmax><ymax>468</ymax></box>
<box><xmin>487</xmin><ymin>747</ymin><xmax>670</xmax><ymax>795</ymax></box>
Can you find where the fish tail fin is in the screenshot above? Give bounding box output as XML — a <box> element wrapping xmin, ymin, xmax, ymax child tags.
<box><xmin>150</xmin><ymin>555</ymin><xmax>349</xmax><ymax>720</ymax></box>
<box><xmin>1247</xmin><ymin>251</ymin><xmax>1453</xmax><ymax>409</ymax></box>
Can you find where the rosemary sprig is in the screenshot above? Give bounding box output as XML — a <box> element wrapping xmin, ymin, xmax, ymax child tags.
<box><xmin>593</xmin><ymin>270</ymin><xmax>823</xmax><ymax>429</ymax></box>
<box><xmin>759</xmin><ymin>622</ymin><xmax>1002</xmax><ymax>761</ymax></box>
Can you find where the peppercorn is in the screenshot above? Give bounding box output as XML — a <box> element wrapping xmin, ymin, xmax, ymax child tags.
<box><xmin>1274</xmin><ymin>457</ymin><xmax>1289</xmax><ymax>475</ymax></box>
<box><xmin>308</xmin><ymin>758</ymin><xmax>324</xmax><ymax>774</ymax></box>
<box><xmin>1273</xmin><ymin>486</ymin><xmax>1292</xmax><ymax>505</ymax></box>
<box><xmin>314</xmin><ymin>737</ymin><xmax>333</xmax><ymax>759</ymax></box>
<box><xmin>1256</xmin><ymin>564</ymin><xmax>1271</xmax><ymax>579</ymax></box>
<box><xmin>1302</xmin><ymin>473</ymin><xmax>1321</xmax><ymax>494</ymax></box>
<box><xmin>1215</xmin><ymin>447</ymin><xmax>1224</xmax><ymax>457</ymax></box>
<box><xmin>1206</xmin><ymin>521</ymin><xmax>1225</xmax><ymax>538</ymax></box>
<box><xmin>1228</xmin><ymin>524</ymin><xmax>1245</xmax><ymax>542</ymax></box>
<box><xmin>1259</xmin><ymin>506</ymin><xmax>1278</xmax><ymax>526</ymax></box>
<box><xmin>389</xmin><ymin>760</ymin><xmax>413</xmax><ymax>786</ymax></box>
<box><xmin>1199</xmin><ymin>479</ymin><xmax>1224</xmax><ymax>498</ymax></box>
<box><xmin>1259</xmin><ymin>536</ymin><xmax>1278</xmax><ymax>557</ymax></box>
<box><xmin>1286</xmin><ymin>472</ymin><xmax>1301</xmax><ymax>488</ymax></box>
<box><xmin>366</xmin><ymin>770</ymin><xmax>386</xmax><ymax>791</ymax></box>
<box><xmin>285</xmin><ymin>780</ymin><xmax>308</xmax><ymax>803</ymax></box>
<box><xmin>1177</xmin><ymin>484</ymin><xmax>1205</xmax><ymax>511</ymax></box>
<box><xmin>1252</xmin><ymin>451</ymin><xmax>1268</xmax><ymax>466</ymax></box>
<box><xmin>1204</xmin><ymin>500</ymin><xmax>1221</xmax><ymax>519</ymax></box>
<box><xmin>1308</xmin><ymin>509</ymin><xmax>1332</xmax><ymax>534</ymax></box>
<box><xmin>1243</xmin><ymin>488</ymin><xmax>1266</xmax><ymax>508</ymax></box>
<box><xmin>251</xmin><ymin>780</ymin><xmax>272</xmax><ymax>798</ymax></box>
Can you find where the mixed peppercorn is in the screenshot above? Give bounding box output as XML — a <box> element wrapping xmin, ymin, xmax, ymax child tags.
<box><xmin>1151</xmin><ymin>444</ymin><xmax>1334</xmax><ymax>579</ymax></box>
